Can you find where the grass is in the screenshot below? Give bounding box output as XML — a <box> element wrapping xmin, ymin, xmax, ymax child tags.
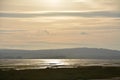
<box><xmin>0</xmin><ymin>66</ymin><xmax>120</xmax><ymax>80</ymax></box>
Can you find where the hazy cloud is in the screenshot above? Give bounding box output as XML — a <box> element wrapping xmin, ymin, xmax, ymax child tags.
<box><xmin>0</xmin><ymin>0</ymin><xmax>120</xmax><ymax>50</ymax></box>
<box><xmin>80</xmin><ymin>32</ymin><xmax>89</xmax><ymax>35</ymax></box>
<box><xmin>0</xmin><ymin>30</ymin><xmax>26</xmax><ymax>34</ymax></box>
<box><xmin>0</xmin><ymin>11</ymin><xmax>120</xmax><ymax>18</ymax></box>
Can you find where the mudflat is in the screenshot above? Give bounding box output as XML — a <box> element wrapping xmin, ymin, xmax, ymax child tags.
<box><xmin>0</xmin><ymin>66</ymin><xmax>120</xmax><ymax>80</ymax></box>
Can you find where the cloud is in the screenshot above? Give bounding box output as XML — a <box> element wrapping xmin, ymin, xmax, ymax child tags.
<box><xmin>80</xmin><ymin>32</ymin><xmax>89</xmax><ymax>35</ymax></box>
<box><xmin>0</xmin><ymin>11</ymin><xmax>120</xmax><ymax>18</ymax></box>
<box><xmin>43</xmin><ymin>30</ymin><xmax>50</xmax><ymax>35</ymax></box>
<box><xmin>24</xmin><ymin>41</ymin><xmax>90</xmax><ymax>46</ymax></box>
<box><xmin>0</xmin><ymin>30</ymin><xmax>26</xmax><ymax>34</ymax></box>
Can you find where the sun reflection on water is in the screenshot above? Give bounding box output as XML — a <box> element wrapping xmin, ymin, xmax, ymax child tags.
<box><xmin>44</xmin><ymin>59</ymin><xmax>66</xmax><ymax>65</ymax></box>
<box><xmin>1</xmin><ymin>59</ymin><xmax>120</xmax><ymax>70</ymax></box>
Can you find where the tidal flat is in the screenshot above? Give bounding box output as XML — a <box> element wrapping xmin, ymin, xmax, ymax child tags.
<box><xmin>0</xmin><ymin>66</ymin><xmax>120</xmax><ymax>80</ymax></box>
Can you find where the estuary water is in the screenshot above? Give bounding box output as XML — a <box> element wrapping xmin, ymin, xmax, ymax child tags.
<box><xmin>0</xmin><ymin>59</ymin><xmax>120</xmax><ymax>70</ymax></box>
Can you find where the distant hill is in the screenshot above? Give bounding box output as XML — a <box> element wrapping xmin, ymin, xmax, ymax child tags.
<box><xmin>0</xmin><ymin>48</ymin><xmax>120</xmax><ymax>59</ymax></box>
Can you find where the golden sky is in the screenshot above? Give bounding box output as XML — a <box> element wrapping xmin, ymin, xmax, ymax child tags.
<box><xmin>0</xmin><ymin>0</ymin><xmax>120</xmax><ymax>50</ymax></box>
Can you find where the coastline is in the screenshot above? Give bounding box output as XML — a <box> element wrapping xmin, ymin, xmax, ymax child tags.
<box><xmin>0</xmin><ymin>66</ymin><xmax>120</xmax><ymax>80</ymax></box>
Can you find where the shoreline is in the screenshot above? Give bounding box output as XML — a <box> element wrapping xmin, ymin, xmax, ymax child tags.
<box><xmin>0</xmin><ymin>66</ymin><xmax>120</xmax><ymax>80</ymax></box>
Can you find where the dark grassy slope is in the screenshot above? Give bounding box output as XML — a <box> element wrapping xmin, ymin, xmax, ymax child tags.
<box><xmin>0</xmin><ymin>48</ymin><xmax>120</xmax><ymax>59</ymax></box>
<box><xmin>0</xmin><ymin>66</ymin><xmax>120</xmax><ymax>80</ymax></box>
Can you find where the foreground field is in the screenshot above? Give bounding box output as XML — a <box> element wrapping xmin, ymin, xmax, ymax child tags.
<box><xmin>0</xmin><ymin>66</ymin><xmax>120</xmax><ymax>80</ymax></box>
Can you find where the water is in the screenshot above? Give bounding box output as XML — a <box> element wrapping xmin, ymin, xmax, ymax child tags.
<box><xmin>0</xmin><ymin>59</ymin><xmax>120</xmax><ymax>70</ymax></box>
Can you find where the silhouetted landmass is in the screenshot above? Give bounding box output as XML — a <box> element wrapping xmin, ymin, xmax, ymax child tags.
<box><xmin>0</xmin><ymin>66</ymin><xmax>120</xmax><ymax>80</ymax></box>
<box><xmin>0</xmin><ymin>48</ymin><xmax>120</xmax><ymax>59</ymax></box>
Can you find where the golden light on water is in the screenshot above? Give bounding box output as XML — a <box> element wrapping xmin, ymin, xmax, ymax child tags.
<box><xmin>45</xmin><ymin>59</ymin><xmax>63</xmax><ymax>65</ymax></box>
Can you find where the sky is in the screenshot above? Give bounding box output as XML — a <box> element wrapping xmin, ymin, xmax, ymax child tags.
<box><xmin>0</xmin><ymin>0</ymin><xmax>120</xmax><ymax>50</ymax></box>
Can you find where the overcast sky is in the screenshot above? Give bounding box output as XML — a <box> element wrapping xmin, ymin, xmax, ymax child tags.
<box><xmin>0</xmin><ymin>0</ymin><xmax>120</xmax><ymax>50</ymax></box>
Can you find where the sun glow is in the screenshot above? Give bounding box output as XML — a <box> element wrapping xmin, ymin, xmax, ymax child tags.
<box><xmin>75</xmin><ymin>0</ymin><xmax>93</xmax><ymax>4</ymax></box>
<box><xmin>43</xmin><ymin>0</ymin><xmax>61</xmax><ymax>6</ymax></box>
<box><xmin>75</xmin><ymin>0</ymin><xmax>88</xmax><ymax>2</ymax></box>
<box><xmin>48</xmin><ymin>60</ymin><xmax>61</xmax><ymax>64</ymax></box>
<box><xmin>45</xmin><ymin>59</ymin><xmax>65</xmax><ymax>65</ymax></box>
